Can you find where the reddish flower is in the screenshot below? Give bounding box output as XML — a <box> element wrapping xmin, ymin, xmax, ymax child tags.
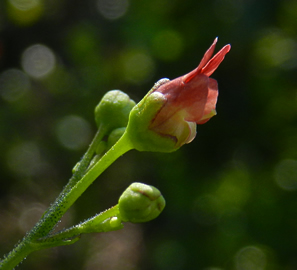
<box><xmin>149</xmin><ymin>38</ymin><xmax>231</xmax><ymax>147</ymax></box>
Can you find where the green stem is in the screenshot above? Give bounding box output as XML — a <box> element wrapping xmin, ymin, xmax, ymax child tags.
<box><xmin>54</xmin><ymin>133</ymin><xmax>133</xmax><ymax>217</ymax></box>
<box><xmin>68</xmin><ymin>125</ymin><xmax>108</xmax><ymax>188</ymax></box>
<box><xmin>35</xmin><ymin>127</ymin><xmax>107</xmax><ymax>227</ymax></box>
<box><xmin>0</xmin><ymin>132</ymin><xmax>133</xmax><ymax>270</ymax></box>
<box><xmin>0</xmin><ymin>243</ymin><xmax>36</xmax><ymax>270</ymax></box>
<box><xmin>37</xmin><ymin>205</ymin><xmax>121</xmax><ymax>247</ymax></box>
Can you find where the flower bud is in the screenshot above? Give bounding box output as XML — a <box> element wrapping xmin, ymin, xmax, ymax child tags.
<box><xmin>118</xmin><ymin>182</ymin><xmax>166</xmax><ymax>223</ymax></box>
<box><xmin>95</xmin><ymin>90</ymin><xmax>136</xmax><ymax>132</ymax></box>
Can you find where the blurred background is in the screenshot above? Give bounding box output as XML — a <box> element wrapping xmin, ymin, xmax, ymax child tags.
<box><xmin>0</xmin><ymin>0</ymin><xmax>297</xmax><ymax>269</ymax></box>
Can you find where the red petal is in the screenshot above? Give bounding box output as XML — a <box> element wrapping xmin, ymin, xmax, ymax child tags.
<box><xmin>196</xmin><ymin>78</ymin><xmax>218</xmax><ymax>124</ymax></box>
<box><xmin>196</xmin><ymin>37</ymin><xmax>218</xmax><ymax>72</ymax></box>
<box><xmin>204</xmin><ymin>78</ymin><xmax>218</xmax><ymax>115</ymax></box>
<box><xmin>181</xmin><ymin>75</ymin><xmax>210</xmax><ymax>123</ymax></box>
<box><xmin>183</xmin><ymin>38</ymin><xmax>217</xmax><ymax>84</ymax></box>
<box><xmin>152</xmin><ymin>74</ymin><xmax>209</xmax><ymax>127</ymax></box>
<box><xmin>183</xmin><ymin>38</ymin><xmax>231</xmax><ymax>83</ymax></box>
<box><xmin>201</xmin><ymin>44</ymin><xmax>231</xmax><ymax>76</ymax></box>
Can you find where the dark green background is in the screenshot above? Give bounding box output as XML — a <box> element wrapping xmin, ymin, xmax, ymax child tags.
<box><xmin>1</xmin><ymin>0</ymin><xmax>297</xmax><ymax>269</ymax></box>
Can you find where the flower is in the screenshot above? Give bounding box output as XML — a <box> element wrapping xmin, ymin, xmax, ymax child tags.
<box><xmin>150</xmin><ymin>38</ymin><xmax>231</xmax><ymax>146</ymax></box>
<box><xmin>125</xmin><ymin>38</ymin><xmax>231</xmax><ymax>152</ymax></box>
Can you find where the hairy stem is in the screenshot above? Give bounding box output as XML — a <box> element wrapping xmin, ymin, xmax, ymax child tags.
<box><xmin>0</xmin><ymin>132</ymin><xmax>133</xmax><ymax>270</ymax></box>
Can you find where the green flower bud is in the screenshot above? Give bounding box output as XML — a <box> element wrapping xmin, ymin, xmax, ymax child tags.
<box><xmin>95</xmin><ymin>90</ymin><xmax>136</xmax><ymax>132</ymax></box>
<box><xmin>118</xmin><ymin>182</ymin><xmax>166</xmax><ymax>223</ymax></box>
<box><xmin>107</xmin><ymin>127</ymin><xmax>126</xmax><ymax>149</ymax></box>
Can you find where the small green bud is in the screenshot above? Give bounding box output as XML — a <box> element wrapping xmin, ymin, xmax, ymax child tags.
<box><xmin>118</xmin><ymin>182</ymin><xmax>166</xmax><ymax>223</ymax></box>
<box><xmin>109</xmin><ymin>216</ymin><xmax>122</xmax><ymax>228</ymax></box>
<box><xmin>72</xmin><ymin>162</ymin><xmax>80</xmax><ymax>173</ymax></box>
<box><xmin>95</xmin><ymin>90</ymin><xmax>136</xmax><ymax>132</ymax></box>
<box><xmin>100</xmin><ymin>217</ymin><xmax>123</xmax><ymax>232</ymax></box>
<box><xmin>107</xmin><ymin>127</ymin><xmax>126</xmax><ymax>149</ymax></box>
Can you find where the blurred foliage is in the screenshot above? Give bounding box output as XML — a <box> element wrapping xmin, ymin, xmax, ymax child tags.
<box><xmin>0</xmin><ymin>0</ymin><xmax>297</xmax><ymax>269</ymax></box>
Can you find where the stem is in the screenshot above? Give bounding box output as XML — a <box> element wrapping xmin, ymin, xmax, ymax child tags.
<box><xmin>0</xmin><ymin>132</ymin><xmax>133</xmax><ymax>270</ymax></box>
<box><xmin>67</xmin><ymin>125</ymin><xmax>108</xmax><ymax>188</ymax></box>
<box><xmin>56</xmin><ymin>133</ymin><xmax>133</xmax><ymax>215</ymax></box>
<box><xmin>37</xmin><ymin>205</ymin><xmax>121</xmax><ymax>246</ymax></box>
<box><xmin>0</xmin><ymin>243</ymin><xmax>36</xmax><ymax>270</ymax></box>
<box><xmin>35</xmin><ymin>127</ymin><xmax>107</xmax><ymax>227</ymax></box>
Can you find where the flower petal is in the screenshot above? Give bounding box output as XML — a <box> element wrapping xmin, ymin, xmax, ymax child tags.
<box><xmin>196</xmin><ymin>37</ymin><xmax>218</xmax><ymax>72</ymax></box>
<box><xmin>150</xmin><ymin>109</ymin><xmax>197</xmax><ymax>147</ymax></box>
<box><xmin>185</xmin><ymin>121</ymin><xmax>197</xmax><ymax>144</ymax></box>
<box><xmin>181</xmin><ymin>74</ymin><xmax>210</xmax><ymax>123</ymax></box>
<box><xmin>183</xmin><ymin>38</ymin><xmax>218</xmax><ymax>83</ymax></box>
<box><xmin>196</xmin><ymin>78</ymin><xmax>218</xmax><ymax>124</ymax></box>
<box><xmin>201</xmin><ymin>44</ymin><xmax>231</xmax><ymax>76</ymax></box>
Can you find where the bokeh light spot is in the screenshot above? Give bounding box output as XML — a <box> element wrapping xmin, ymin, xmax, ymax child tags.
<box><xmin>7</xmin><ymin>0</ymin><xmax>43</xmax><ymax>25</ymax></box>
<box><xmin>0</xmin><ymin>69</ymin><xmax>30</xmax><ymax>102</ymax></box>
<box><xmin>254</xmin><ymin>31</ymin><xmax>297</xmax><ymax>69</ymax></box>
<box><xmin>18</xmin><ymin>203</ymin><xmax>46</xmax><ymax>232</ymax></box>
<box><xmin>235</xmin><ymin>246</ymin><xmax>266</xmax><ymax>270</ymax></box>
<box><xmin>9</xmin><ymin>0</ymin><xmax>40</xmax><ymax>11</ymax></box>
<box><xmin>6</xmin><ymin>141</ymin><xmax>42</xmax><ymax>176</ymax></box>
<box><xmin>152</xmin><ymin>29</ymin><xmax>184</xmax><ymax>61</ymax></box>
<box><xmin>274</xmin><ymin>159</ymin><xmax>297</xmax><ymax>191</ymax></box>
<box><xmin>121</xmin><ymin>50</ymin><xmax>155</xmax><ymax>84</ymax></box>
<box><xmin>216</xmin><ymin>169</ymin><xmax>250</xmax><ymax>208</ymax></box>
<box><xmin>55</xmin><ymin>115</ymin><xmax>92</xmax><ymax>150</ymax></box>
<box><xmin>21</xmin><ymin>44</ymin><xmax>56</xmax><ymax>79</ymax></box>
<box><xmin>97</xmin><ymin>0</ymin><xmax>129</xmax><ymax>20</ymax></box>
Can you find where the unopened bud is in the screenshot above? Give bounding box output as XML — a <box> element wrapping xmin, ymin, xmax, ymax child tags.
<box><xmin>118</xmin><ymin>182</ymin><xmax>166</xmax><ymax>223</ymax></box>
<box><xmin>95</xmin><ymin>90</ymin><xmax>136</xmax><ymax>132</ymax></box>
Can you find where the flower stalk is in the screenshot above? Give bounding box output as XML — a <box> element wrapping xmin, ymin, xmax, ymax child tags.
<box><xmin>0</xmin><ymin>131</ymin><xmax>134</xmax><ymax>270</ymax></box>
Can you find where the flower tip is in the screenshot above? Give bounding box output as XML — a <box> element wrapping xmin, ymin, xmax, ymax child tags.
<box><xmin>218</xmin><ymin>44</ymin><xmax>231</xmax><ymax>60</ymax></box>
<box><xmin>211</xmin><ymin>37</ymin><xmax>218</xmax><ymax>49</ymax></box>
<box><xmin>225</xmin><ymin>44</ymin><xmax>231</xmax><ymax>52</ymax></box>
